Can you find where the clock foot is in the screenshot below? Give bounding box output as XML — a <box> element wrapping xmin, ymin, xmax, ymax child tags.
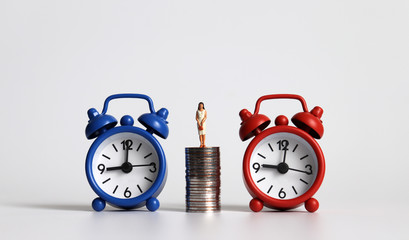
<box><xmin>92</xmin><ymin>197</ymin><xmax>106</xmax><ymax>212</ymax></box>
<box><xmin>249</xmin><ymin>198</ymin><xmax>263</xmax><ymax>212</ymax></box>
<box><xmin>146</xmin><ymin>197</ymin><xmax>160</xmax><ymax>212</ymax></box>
<box><xmin>305</xmin><ymin>198</ymin><xmax>319</xmax><ymax>213</ymax></box>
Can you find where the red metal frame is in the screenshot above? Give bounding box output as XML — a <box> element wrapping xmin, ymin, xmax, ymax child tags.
<box><xmin>253</xmin><ymin>94</ymin><xmax>309</xmax><ymax>115</ymax></box>
<box><xmin>242</xmin><ymin>125</ymin><xmax>325</xmax><ymax>210</ymax></box>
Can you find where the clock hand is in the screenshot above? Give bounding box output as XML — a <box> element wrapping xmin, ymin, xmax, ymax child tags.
<box><xmin>106</xmin><ymin>166</ymin><xmax>123</xmax><ymax>171</ymax></box>
<box><xmin>262</xmin><ymin>163</ymin><xmax>289</xmax><ymax>174</ymax></box>
<box><xmin>282</xmin><ymin>149</ymin><xmax>288</xmax><ymax>163</ymax></box>
<box><xmin>262</xmin><ymin>164</ymin><xmax>278</xmax><ymax>169</ymax></box>
<box><xmin>124</xmin><ymin>144</ymin><xmax>130</xmax><ymax>164</ymax></box>
<box><xmin>288</xmin><ymin>167</ymin><xmax>312</xmax><ymax>175</ymax></box>
<box><xmin>106</xmin><ymin>162</ymin><xmax>155</xmax><ymax>171</ymax></box>
<box><xmin>131</xmin><ymin>163</ymin><xmax>154</xmax><ymax>167</ymax></box>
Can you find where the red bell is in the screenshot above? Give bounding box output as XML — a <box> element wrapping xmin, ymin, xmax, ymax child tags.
<box><xmin>291</xmin><ymin>106</ymin><xmax>324</xmax><ymax>139</ymax></box>
<box><xmin>239</xmin><ymin>109</ymin><xmax>271</xmax><ymax>141</ymax></box>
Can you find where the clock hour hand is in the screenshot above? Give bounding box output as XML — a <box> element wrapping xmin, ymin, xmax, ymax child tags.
<box><xmin>262</xmin><ymin>164</ymin><xmax>278</xmax><ymax>169</ymax></box>
<box><xmin>106</xmin><ymin>166</ymin><xmax>123</xmax><ymax>171</ymax></box>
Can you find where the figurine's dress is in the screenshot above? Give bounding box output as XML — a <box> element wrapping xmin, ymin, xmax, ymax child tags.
<box><xmin>197</xmin><ymin>110</ymin><xmax>206</xmax><ymax>135</ymax></box>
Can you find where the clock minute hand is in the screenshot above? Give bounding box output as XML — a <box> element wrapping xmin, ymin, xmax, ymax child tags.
<box><xmin>131</xmin><ymin>163</ymin><xmax>153</xmax><ymax>167</ymax></box>
<box><xmin>282</xmin><ymin>149</ymin><xmax>288</xmax><ymax>163</ymax></box>
<box><xmin>124</xmin><ymin>146</ymin><xmax>130</xmax><ymax>164</ymax></box>
<box><xmin>288</xmin><ymin>167</ymin><xmax>312</xmax><ymax>175</ymax></box>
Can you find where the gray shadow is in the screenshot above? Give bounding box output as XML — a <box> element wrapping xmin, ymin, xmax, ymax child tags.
<box><xmin>4</xmin><ymin>202</ymin><xmax>91</xmax><ymax>212</ymax></box>
<box><xmin>3</xmin><ymin>202</ymin><xmax>309</xmax><ymax>213</ymax></box>
<box><xmin>221</xmin><ymin>204</ymin><xmax>250</xmax><ymax>212</ymax></box>
<box><xmin>221</xmin><ymin>204</ymin><xmax>313</xmax><ymax>213</ymax></box>
<box><xmin>159</xmin><ymin>203</ymin><xmax>187</xmax><ymax>212</ymax></box>
<box><xmin>4</xmin><ymin>202</ymin><xmax>186</xmax><ymax>213</ymax></box>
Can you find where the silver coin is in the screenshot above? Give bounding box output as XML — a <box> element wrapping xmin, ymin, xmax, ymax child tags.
<box><xmin>186</xmin><ymin>163</ymin><xmax>220</xmax><ymax>166</ymax></box>
<box><xmin>186</xmin><ymin>192</ymin><xmax>220</xmax><ymax>196</ymax></box>
<box><xmin>187</xmin><ymin>207</ymin><xmax>220</xmax><ymax>210</ymax></box>
<box><xmin>186</xmin><ymin>181</ymin><xmax>220</xmax><ymax>184</ymax></box>
<box><xmin>186</xmin><ymin>195</ymin><xmax>220</xmax><ymax>198</ymax></box>
<box><xmin>186</xmin><ymin>204</ymin><xmax>221</xmax><ymax>208</ymax></box>
<box><xmin>187</xmin><ymin>198</ymin><xmax>220</xmax><ymax>200</ymax></box>
<box><xmin>186</xmin><ymin>203</ymin><xmax>221</xmax><ymax>206</ymax></box>
<box><xmin>186</xmin><ymin>186</ymin><xmax>220</xmax><ymax>190</ymax></box>
<box><xmin>186</xmin><ymin>166</ymin><xmax>220</xmax><ymax>169</ymax></box>
<box><xmin>187</xmin><ymin>181</ymin><xmax>220</xmax><ymax>185</ymax></box>
<box><xmin>187</xmin><ymin>182</ymin><xmax>221</xmax><ymax>185</ymax></box>
<box><xmin>186</xmin><ymin>210</ymin><xmax>220</xmax><ymax>212</ymax></box>
<box><xmin>187</xmin><ymin>173</ymin><xmax>220</xmax><ymax>175</ymax></box>
<box><xmin>186</xmin><ymin>155</ymin><xmax>220</xmax><ymax>158</ymax></box>
<box><xmin>186</xmin><ymin>147</ymin><xmax>220</xmax><ymax>150</ymax></box>
<box><xmin>186</xmin><ymin>157</ymin><xmax>220</xmax><ymax>160</ymax></box>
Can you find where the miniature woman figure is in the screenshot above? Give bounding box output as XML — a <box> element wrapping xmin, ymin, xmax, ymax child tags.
<box><xmin>196</xmin><ymin>102</ymin><xmax>207</xmax><ymax>148</ymax></box>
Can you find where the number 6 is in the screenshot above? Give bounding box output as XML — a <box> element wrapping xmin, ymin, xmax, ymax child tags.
<box><xmin>278</xmin><ymin>188</ymin><xmax>286</xmax><ymax>199</ymax></box>
<box><xmin>124</xmin><ymin>187</ymin><xmax>132</xmax><ymax>198</ymax></box>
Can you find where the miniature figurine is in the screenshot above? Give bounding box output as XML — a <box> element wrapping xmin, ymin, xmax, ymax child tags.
<box><xmin>196</xmin><ymin>102</ymin><xmax>207</xmax><ymax>147</ymax></box>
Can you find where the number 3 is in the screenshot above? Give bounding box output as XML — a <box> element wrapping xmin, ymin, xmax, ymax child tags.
<box><xmin>305</xmin><ymin>164</ymin><xmax>313</xmax><ymax>175</ymax></box>
<box><xmin>149</xmin><ymin>162</ymin><xmax>157</xmax><ymax>173</ymax></box>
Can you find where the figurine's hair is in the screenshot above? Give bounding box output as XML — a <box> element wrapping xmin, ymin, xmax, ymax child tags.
<box><xmin>198</xmin><ymin>102</ymin><xmax>205</xmax><ymax>110</ymax></box>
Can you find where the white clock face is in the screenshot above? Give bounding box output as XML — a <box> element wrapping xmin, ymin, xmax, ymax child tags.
<box><xmin>92</xmin><ymin>132</ymin><xmax>159</xmax><ymax>199</ymax></box>
<box><xmin>249</xmin><ymin>132</ymin><xmax>318</xmax><ymax>200</ymax></box>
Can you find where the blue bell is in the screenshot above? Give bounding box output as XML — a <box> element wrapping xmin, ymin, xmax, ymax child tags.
<box><xmin>85</xmin><ymin>108</ymin><xmax>118</xmax><ymax>139</ymax></box>
<box><xmin>138</xmin><ymin>108</ymin><xmax>169</xmax><ymax>139</ymax></box>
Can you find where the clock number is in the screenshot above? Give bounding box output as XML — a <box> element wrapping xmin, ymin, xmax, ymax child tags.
<box><xmin>121</xmin><ymin>139</ymin><xmax>133</xmax><ymax>150</ymax></box>
<box><xmin>305</xmin><ymin>164</ymin><xmax>313</xmax><ymax>175</ymax></box>
<box><xmin>97</xmin><ymin>164</ymin><xmax>105</xmax><ymax>174</ymax></box>
<box><xmin>149</xmin><ymin>162</ymin><xmax>157</xmax><ymax>173</ymax></box>
<box><xmin>252</xmin><ymin>162</ymin><xmax>261</xmax><ymax>173</ymax></box>
<box><xmin>277</xmin><ymin>140</ymin><xmax>289</xmax><ymax>151</ymax></box>
<box><xmin>278</xmin><ymin>188</ymin><xmax>286</xmax><ymax>199</ymax></box>
<box><xmin>124</xmin><ymin>187</ymin><xmax>132</xmax><ymax>198</ymax></box>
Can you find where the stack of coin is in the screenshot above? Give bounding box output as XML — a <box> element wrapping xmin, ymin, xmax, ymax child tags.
<box><xmin>185</xmin><ymin>147</ymin><xmax>221</xmax><ymax>212</ymax></box>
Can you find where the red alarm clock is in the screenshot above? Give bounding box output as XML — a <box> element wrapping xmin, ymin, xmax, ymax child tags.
<box><xmin>239</xmin><ymin>94</ymin><xmax>325</xmax><ymax>213</ymax></box>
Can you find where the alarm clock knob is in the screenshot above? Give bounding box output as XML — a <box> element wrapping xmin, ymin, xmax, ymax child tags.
<box><xmin>85</xmin><ymin>108</ymin><xmax>118</xmax><ymax>139</ymax></box>
<box><xmin>274</xmin><ymin>115</ymin><xmax>289</xmax><ymax>126</ymax></box>
<box><xmin>291</xmin><ymin>106</ymin><xmax>324</xmax><ymax>139</ymax></box>
<box><xmin>138</xmin><ymin>108</ymin><xmax>169</xmax><ymax>139</ymax></box>
<box><xmin>120</xmin><ymin>115</ymin><xmax>134</xmax><ymax>126</ymax></box>
<box><xmin>239</xmin><ymin>109</ymin><xmax>271</xmax><ymax>141</ymax></box>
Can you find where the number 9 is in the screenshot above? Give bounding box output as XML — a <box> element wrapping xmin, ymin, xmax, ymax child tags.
<box><xmin>253</xmin><ymin>163</ymin><xmax>260</xmax><ymax>173</ymax></box>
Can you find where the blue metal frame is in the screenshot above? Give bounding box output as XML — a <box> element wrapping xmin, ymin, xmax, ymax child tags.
<box><xmin>85</xmin><ymin>125</ymin><xmax>167</xmax><ymax>209</ymax></box>
<box><xmin>101</xmin><ymin>93</ymin><xmax>155</xmax><ymax>115</ymax></box>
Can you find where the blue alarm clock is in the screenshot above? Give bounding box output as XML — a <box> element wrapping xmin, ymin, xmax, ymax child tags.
<box><xmin>85</xmin><ymin>94</ymin><xmax>169</xmax><ymax>212</ymax></box>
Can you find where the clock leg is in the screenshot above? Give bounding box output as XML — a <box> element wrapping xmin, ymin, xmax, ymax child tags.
<box><xmin>92</xmin><ymin>197</ymin><xmax>106</xmax><ymax>212</ymax></box>
<box><xmin>249</xmin><ymin>198</ymin><xmax>263</xmax><ymax>212</ymax></box>
<box><xmin>304</xmin><ymin>198</ymin><xmax>319</xmax><ymax>213</ymax></box>
<box><xmin>146</xmin><ymin>197</ymin><xmax>160</xmax><ymax>212</ymax></box>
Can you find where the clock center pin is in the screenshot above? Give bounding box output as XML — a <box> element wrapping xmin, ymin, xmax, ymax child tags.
<box><xmin>121</xmin><ymin>162</ymin><xmax>133</xmax><ymax>173</ymax></box>
<box><xmin>277</xmin><ymin>162</ymin><xmax>289</xmax><ymax>174</ymax></box>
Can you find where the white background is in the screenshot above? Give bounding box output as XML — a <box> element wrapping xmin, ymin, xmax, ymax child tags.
<box><xmin>1</xmin><ymin>0</ymin><xmax>408</xmax><ymax>239</ymax></box>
